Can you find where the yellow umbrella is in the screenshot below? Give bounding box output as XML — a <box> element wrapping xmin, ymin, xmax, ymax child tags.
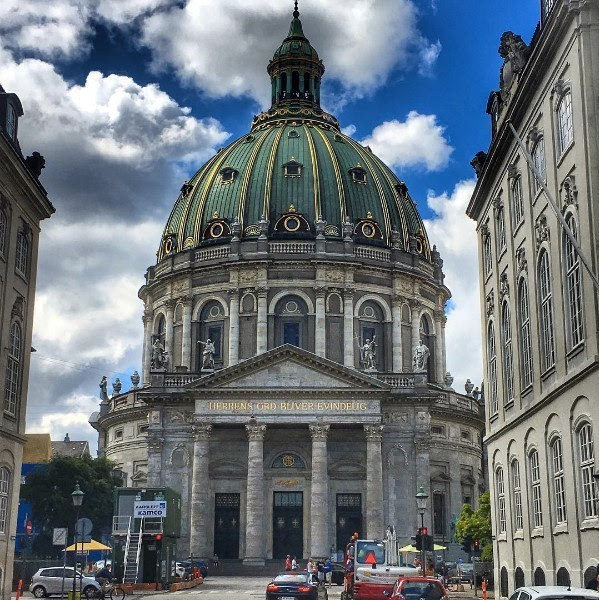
<box><xmin>399</xmin><ymin>544</ymin><xmax>447</xmax><ymax>552</ymax></box>
<box><xmin>65</xmin><ymin>539</ymin><xmax>112</xmax><ymax>552</ymax></box>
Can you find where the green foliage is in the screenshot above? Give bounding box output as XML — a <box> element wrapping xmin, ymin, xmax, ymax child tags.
<box><xmin>21</xmin><ymin>456</ymin><xmax>120</xmax><ymax>544</ymax></box>
<box><xmin>455</xmin><ymin>491</ymin><xmax>493</xmax><ymax>560</ymax></box>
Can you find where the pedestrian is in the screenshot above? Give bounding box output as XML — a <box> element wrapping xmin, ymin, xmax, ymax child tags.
<box><xmin>292</xmin><ymin>557</ymin><xmax>298</xmax><ymax>571</ymax></box>
<box><xmin>285</xmin><ymin>555</ymin><xmax>292</xmax><ymax>571</ymax></box>
<box><xmin>325</xmin><ymin>558</ymin><xmax>332</xmax><ymax>587</ymax></box>
<box><xmin>307</xmin><ymin>559</ymin><xmax>314</xmax><ymax>577</ymax></box>
<box><xmin>212</xmin><ymin>553</ymin><xmax>219</xmax><ymax>568</ymax></box>
<box><xmin>317</xmin><ymin>560</ymin><xmax>325</xmax><ymax>585</ymax></box>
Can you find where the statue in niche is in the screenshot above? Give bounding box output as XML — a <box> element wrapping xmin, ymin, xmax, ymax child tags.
<box><xmin>198</xmin><ymin>338</ymin><xmax>216</xmax><ymax>370</ymax></box>
<box><xmin>151</xmin><ymin>337</ymin><xmax>168</xmax><ymax>370</ymax></box>
<box><xmin>356</xmin><ymin>335</ymin><xmax>377</xmax><ymax>371</ymax></box>
<box><xmin>412</xmin><ymin>340</ymin><xmax>430</xmax><ymax>373</ymax></box>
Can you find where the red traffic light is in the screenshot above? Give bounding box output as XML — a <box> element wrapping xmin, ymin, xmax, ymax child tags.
<box><xmin>420</xmin><ymin>527</ymin><xmax>428</xmax><ymax>536</ymax></box>
<box><xmin>155</xmin><ymin>534</ymin><xmax>162</xmax><ymax>541</ymax></box>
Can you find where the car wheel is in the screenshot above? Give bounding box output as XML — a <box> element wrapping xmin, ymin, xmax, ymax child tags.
<box><xmin>32</xmin><ymin>586</ymin><xmax>47</xmax><ymax>598</ymax></box>
<box><xmin>83</xmin><ymin>586</ymin><xmax>98</xmax><ymax>599</ymax></box>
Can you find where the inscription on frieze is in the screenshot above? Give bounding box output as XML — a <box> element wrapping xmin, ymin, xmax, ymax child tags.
<box><xmin>205</xmin><ymin>399</ymin><xmax>377</xmax><ymax>415</ymax></box>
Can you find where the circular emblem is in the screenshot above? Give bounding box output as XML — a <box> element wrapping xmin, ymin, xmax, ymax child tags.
<box><xmin>209</xmin><ymin>305</ymin><xmax>222</xmax><ymax>318</ymax></box>
<box><xmin>210</xmin><ymin>222</ymin><xmax>224</xmax><ymax>238</ymax></box>
<box><xmin>363</xmin><ymin>305</ymin><xmax>375</xmax><ymax>318</ymax></box>
<box><xmin>284</xmin><ymin>216</ymin><xmax>301</xmax><ymax>232</ymax></box>
<box><xmin>415</xmin><ymin>238</ymin><xmax>423</xmax><ymax>254</ymax></box>
<box><xmin>163</xmin><ymin>237</ymin><xmax>173</xmax><ymax>254</ymax></box>
<box><xmin>285</xmin><ymin>301</ymin><xmax>299</xmax><ymax>314</ymax></box>
<box><xmin>361</xmin><ymin>223</ymin><xmax>375</xmax><ymax>238</ymax></box>
<box><xmin>282</xmin><ymin>454</ymin><xmax>295</xmax><ymax>468</ymax></box>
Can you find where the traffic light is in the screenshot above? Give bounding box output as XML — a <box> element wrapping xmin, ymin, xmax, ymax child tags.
<box><xmin>423</xmin><ymin>534</ymin><xmax>434</xmax><ymax>552</ymax></box>
<box><xmin>415</xmin><ymin>530</ymin><xmax>422</xmax><ymax>551</ymax></box>
<box><xmin>420</xmin><ymin>527</ymin><xmax>428</xmax><ymax>536</ymax></box>
<box><xmin>461</xmin><ymin>536</ymin><xmax>472</xmax><ymax>554</ymax></box>
<box><xmin>473</xmin><ymin>539</ymin><xmax>480</xmax><ymax>551</ymax></box>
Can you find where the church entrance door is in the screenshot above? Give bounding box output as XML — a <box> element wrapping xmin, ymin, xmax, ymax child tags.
<box><xmin>273</xmin><ymin>492</ymin><xmax>303</xmax><ymax>559</ymax></box>
<box><xmin>214</xmin><ymin>493</ymin><xmax>240</xmax><ymax>559</ymax></box>
<box><xmin>336</xmin><ymin>494</ymin><xmax>362</xmax><ymax>552</ymax></box>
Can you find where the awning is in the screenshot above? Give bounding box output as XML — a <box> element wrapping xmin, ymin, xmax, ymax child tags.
<box><xmin>65</xmin><ymin>540</ymin><xmax>112</xmax><ymax>552</ymax></box>
<box><xmin>398</xmin><ymin>544</ymin><xmax>447</xmax><ymax>553</ymax></box>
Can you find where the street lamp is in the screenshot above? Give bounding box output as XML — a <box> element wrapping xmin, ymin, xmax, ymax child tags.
<box><xmin>415</xmin><ymin>486</ymin><xmax>429</xmax><ymax>577</ymax></box>
<box><xmin>71</xmin><ymin>483</ymin><xmax>84</xmax><ymax>598</ymax></box>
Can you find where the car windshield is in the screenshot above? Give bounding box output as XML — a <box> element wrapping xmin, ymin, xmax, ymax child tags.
<box><xmin>460</xmin><ymin>564</ymin><xmax>473</xmax><ymax>571</ymax></box>
<box><xmin>274</xmin><ymin>574</ymin><xmax>309</xmax><ymax>584</ymax></box>
<box><xmin>356</xmin><ymin>541</ymin><xmax>385</xmax><ymax>565</ymax></box>
<box><xmin>401</xmin><ymin>582</ymin><xmax>444</xmax><ymax>600</ymax></box>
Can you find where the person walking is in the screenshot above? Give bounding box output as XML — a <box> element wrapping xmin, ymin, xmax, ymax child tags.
<box><xmin>291</xmin><ymin>557</ymin><xmax>298</xmax><ymax>571</ymax></box>
<box><xmin>324</xmin><ymin>559</ymin><xmax>332</xmax><ymax>587</ymax></box>
<box><xmin>317</xmin><ymin>560</ymin><xmax>325</xmax><ymax>585</ymax></box>
<box><xmin>285</xmin><ymin>555</ymin><xmax>292</xmax><ymax>571</ymax></box>
<box><xmin>306</xmin><ymin>559</ymin><xmax>314</xmax><ymax>578</ymax></box>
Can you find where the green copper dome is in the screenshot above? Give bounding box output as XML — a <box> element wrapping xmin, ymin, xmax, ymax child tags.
<box><xmin>158</xmin><ymin>4</ymin><xmax>431</xmax><ymax>262</ymax></box>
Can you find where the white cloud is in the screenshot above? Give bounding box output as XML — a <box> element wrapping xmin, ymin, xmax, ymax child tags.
<box><xmin>419</xmin><ymin>40</ymin><xmax>442</xmax><ymax>76</ymax></box>
<box><xmin>341</xmin><ymin>124</ymin><xmax>356</xmax><ymax>137</ymax></box>
<box><xmin>424</xmin><ymin>180</ymin><xmax>482</xmax><ymax>393</ymax></box>
<box><xmin>360</xmin><ymin>111</ymin><xmax>454</xmax><ymax>172</ymax></box>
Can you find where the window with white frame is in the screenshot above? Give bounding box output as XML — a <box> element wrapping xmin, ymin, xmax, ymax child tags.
<box><xmin>512</xmin><ymin>176</ymin><xmax>525</xmax><ymax>227</ymax></box>
<box><xmin>0</xmin><ymin>467</ymin><xmax>10</xmax><ymax>533</ymax></box>
<box><xmin>0</xmin><ymin>209</ymin><xmax>7</xmax><ymax>255</ymax></box>
<box><xmin>501</xmin><ymin>302</ymin><xmax>514</xmax><ymax>405</ymax></box>
<box><xmin>578</xmin><ymin>423</ymin><xmax>596</xmax><ymax>519</ymax></box>
<box><xmin>496</xmin><ymin>467</ymin><xmax>506</xmax><ymax>533</ymax></box>
<box><xmin>15</xmin><ymin>231</ymin><xmax>28</xmax><ymax>276</ymax></box>
<box><xmin>532</xmin><ymin>137</ymin><xmax>546</xmax><ymax>193</ymax></box>
<box><xmin>529</xmin><ymin>449</ymin><xmax>543</xmax><ymax>528</ymax></box>
<box><xmin>518</xmin><ymin>280</ymin><xmax>533</xmax><ymax>388</ymax></box>
<box><xmin>483</xmin><ymin>232</ymin><xmax>493</xmax><ymax>277</ymax></box>
<box><xmin>512</xmin><ymin>459</ymin><xmax>523</xmax><ymax>531</ymax></box>
<box><xmin>497</xmin><ymin>208</ymin><xmax>507</xmax><ymax>254</ymax></box>
<box><xmin>488</xmin><ymin>322</ymin><xmax>498</xmax><ymax>416</ymax></box>
<box><xmin>551</xmin><ymin>437</ymin><xmax>567</xmax><ymax>524</ymax></box>
<box><xmin>538</xmin><ymin>249</ymin><xmax>555</xmax><ymax>370</ymax></box>
<box><xmin>564</xmin><ymin>214</ymin><xmax>584</xmax><ymax>348</ymax></box>
<box><xmin>557</xmin><ymin>90</ymin><xmax>573</xmax><ymax>155</ymax></box>
<box><xmin>4</xmin><ymin>322</ymin><xmax>21</xmax><ymax>415</ymax></box>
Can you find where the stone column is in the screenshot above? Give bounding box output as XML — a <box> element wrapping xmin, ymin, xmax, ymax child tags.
<box><xmin>309</xmin><ymin>424</ymin><xmax>330</xmax><ymax>557</ymax></box>
<box><xmin>434</xmin><ymin>311</ymin><xmax>444</xmax><ymax>384</ymax></box>
<box><xmin>410</xmin><ymin>300</ymin><xmax>421</xmax><ymax>369</ymax></box>
<box><xmin>228</xmin><ymin>290</ymin><xmax>240</xmax><ymax>366</ymax></box>
<box><xmin>244</xmin><ymin>423</ymin><xmax>266</xmax><ymax>565</ymax></box>
<box><xmin>315</xmin><ymin>287</ymin><xmax>326</xmax><ymax>357</ymax></box>
<box><xmin>147</xmin><ymin>434</ymin><xmax>164</xmax><ymax>488</ymax></box>
<box><xmin>364</xmin><ymin>425</ymin><xmax>384</xmax><ymax>539</ymax></box>
<box><xmin>256</xmin><ymin>287</ymin><xmax>268</xmax><ymax>355</ymax></box>
<box><xmin>142</xmin><ymin>310</ymin><xmax>153</xmax><ymax>385</ymax></box>
<box><xmin>392</xmin><ymin>295</ymin><xmax>403</xmax><ymax>373</ymax></box>
<box><xmin>164</xmin><ymin>299</ymin><xmax>175</xmax><ymax>366</ymax></box>
<box><xmin>414</xmin><ymin>439</ymin><xmax>432</xmax><ymax>529</ymax></box>
<box><xmin>441</xmin><ymin>316</ymin><xmax>447</xmax><ymax>384</ymax></box>
<box><xmin>190</xmin><ymin>424</ymin><xmax>212</xmax><ymax>557</ymax></box>
<box><xmin>344</xmin><ymin>288</ymin><xmax>355</xmax><ymax>367</ymax></box>
<box><xmin>181</xmin><ymin>296</ymin><xmax>193</xmax><ymax>370</ymax></box>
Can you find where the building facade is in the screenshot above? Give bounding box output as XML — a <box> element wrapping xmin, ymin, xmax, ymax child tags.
<box><xmin>0</xmin><ymin>85</ymin><xmax>54</xmax><ymax>598</ymax></box>
<box><xmin>91</xmin><ymin>6</ymin><xmax>484</xmax><ymax>563</ymax></box>
<box><xmin>467</xmin><ymin>0</ymin><xmax>599</xmax><ymax>594</ymax></box>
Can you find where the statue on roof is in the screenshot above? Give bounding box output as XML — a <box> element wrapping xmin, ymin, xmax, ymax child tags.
<box><xmin>499</xmin><ymin>31</ymin><xmax>530</xmax><ymax>99</ymax></box>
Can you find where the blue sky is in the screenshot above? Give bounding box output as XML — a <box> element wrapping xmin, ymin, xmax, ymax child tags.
<box><xmin>0</xmin><ymin>0</ymin><xmax>542</xmax><ymax>447</ymax></box>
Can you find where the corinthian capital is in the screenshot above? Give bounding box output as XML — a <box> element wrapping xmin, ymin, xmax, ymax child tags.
<box><xmin>192</xmin><ymin>423</ymin><xmax>213</xmax><ymax>441</ymax></box>
<box><xmin>364</xmin><ymin>424</ymin><xmax>384</xmax><ymax>441</ymax></box>
<box><xmin>309</xmin><ymin>423</ymin><xmax>330</xmax><ymax>441</ymax></box>
<box><xmin>246</xmin><ymin>423</ymin><xmax>267</xmax><ymax>441</ymax></box>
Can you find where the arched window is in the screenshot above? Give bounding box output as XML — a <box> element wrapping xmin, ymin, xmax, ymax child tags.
<box><xmin>291</xmin><ymin>71</ymin><xmax>300</xmax><ymax>94</ymax></box>
<box><xmin>488</xmin><ymin>322</ymin><xmax>498</xmax><ymax>416</ymax></box>
<box><xmin>534</xmin><ymin>568</ymin><xmax>546</xmax><ymax>586</ymax></box>
<box><xmin>532</xmin><ymin>137</ymin><xmax>546</xmax><ymax>193</ymax></box>
<box><xmin>500</xmin><ymin>568</ymin><xmax>508</xmax><ymax>598</ymax></box>
<box><xmin>198</xmin><ymin>301</ymin><xmax>226</xmax><ymax>368</ymax></box>
<box><xmin>419</xmin><ymin>314</ymin><xmax>435</xmax><ymax>381</ymax></box>
<box><xmin>512</xmin><ymin>459</ymin><xmax>523</xmax><ymax>531</ymax></box>
<box><xmin>4</xmin><ymin>322</ymin><xmax>21</xmax><ymax>415</ymax></box>
<box><xmin>538</xmin><ymin>249</ymin><xmax>555</xmax><ymax>371</ymax></box>
<box><xmin>512</xmin><ymin>176</ymin><xmax>524</xmax><ymax>227</ymax></box>
<box><xmin>0</xmin><ymin>208</ymin><xmax>7</xmax><ymax>255</ymax></box>
<box><xmin>155</xmin><ymin>314</ymin><xmax>166</xmax><ymax>345</ymax></box>
<box><xmin>496</xmin><ymin>467</ymin><xmax>506</xmax><ymax>533</ymax></box>
<box><xmin>501</xmin><ymin>302</ymin><xmax>514</xmax><ymax>405</ymax></box>
<box><xmin>578</xmin><ymin>423</ymin><xmax>596</xmax><ymax>519</ymax></box>
<box><xmin>0</xmin><ymin>468</ymin><xmax>10</xmax><ymax>533</ymax></box>
<box><xmin>556</xmin><ymin>568</ymin><xmax>571</xmax><ymax>587</ymax></box>
<box><xmin>274</xmin><ymin>295</ymin><xmax>309</xmax><ymax>351</ymax></box>
<box><xmin>15</xmin><ymin>230</ymin><xmax>28</xmax><ymax>276</ymax></box>
<box><xmin>584</xmin><ymin>567</ymin><xmax>598</xmax><ymax>589</ymax></box>
<box><xmin>551</xmin><ymin>437</ymin><xmax>567</xmax><ymax>524</ymax></box>
<box><xmin>518</xmin><ymin>280</ymin><xmax>533</xmax><ymax>388</ymax></box>
<box><xmin>496</xmin><ymin>208</ymin><xmax>507</xmax><ymax>254</ymax></box>
<box><xmin>564</xmin><ymin>214</ymin><xmax>584</xmax><ymax>348</ymax></box>
<box><xmin>557</xmin><ymin>90</ymin><xmax>573</xmax><ymax>154</ymax></box>
<box><xmin>357</xmin><ymin>301</ymin><xmax>385</xmax><ymax>370</ymax></box>
<box><xmin>515</xmin><ymin>567</ymin><xmax>525</xmax><ymax>589</ymax></box>
<box><xmin>529</xmin><ymin>449</ymin><xmax>543</xmax><ymax>528</ymax></box>
<box><xmin>483</xmin><ymin>232</ymin><xmax>493</xmax><ymax>277</ymax></box>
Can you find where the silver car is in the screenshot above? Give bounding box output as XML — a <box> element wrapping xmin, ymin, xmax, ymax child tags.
<box><xmin>29</xmin><ymin>567</ymin><xmax>100</xmax><ymax>598</ymax></box>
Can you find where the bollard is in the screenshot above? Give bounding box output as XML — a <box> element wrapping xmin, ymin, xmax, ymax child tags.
<box><xmin>482</xmin><ymin>579</ymin><xmax>488</xmax><ymax>600</ymax></box>
<box><xmin>15</xmin><ymin>579</ymin><xmax>22</xmax><ymax>600</ymax></box>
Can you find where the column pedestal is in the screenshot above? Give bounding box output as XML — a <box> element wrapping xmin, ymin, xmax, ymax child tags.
<box><xmin>190</xmin><ymin>424</ymin><xmax>212</xmax><ymax>558</ymax></box>
<box><xmin>310</xmin><ymin>424</ymin><xmax>329</xmax><ymax>557</ymax></box>
<box><xmin>244</xmin><ymin>423</ymin><xmax>266</xmax><ymax>565</ymax></box>
<box><xmin>364</xmin><ymin>425</ymin><xmax>384</xmax><ymax>540</ymax></box>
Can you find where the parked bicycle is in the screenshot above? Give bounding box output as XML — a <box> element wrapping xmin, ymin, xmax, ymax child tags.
<box><xmin>85</xmin><ymin>581</ymin><xmax>126</xmax><ymax>600</ymax></box>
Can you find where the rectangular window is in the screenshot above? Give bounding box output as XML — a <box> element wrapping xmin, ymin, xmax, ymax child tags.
<box><xmin>137</xmin><ymin>424</ymin><xmax>149</xmax><ymax>435</ymax></box>
<box><xmin>552</xmin><ymin>439</ymin><xmax>567</xmax><ymax>524</ymax></box>
<box><xmin>283</xmin><ymin>322</ymin><xmax>300</xmax><ymax>347</ymax></box>
<box><xmin>208</xmin><ymin>325</ymin><xmax>223</xmax><ymax>360</ymax></box>
<box><xmin>529</xmin><ymin>450</ymin><xmax>543</xmax><ymax>528</ymax></box>
<box><xmin>5</xmin><ymin>357</ymin><xmax>19</xmax><ymax>415</ymax></box>
<box><xmin>6</xmin><ymin>104</ymin><xmax>16</xmax><ymax>141</ymax></box>
<box><xmin>578</xmin><ymin>424</ymin><xmax>596</xmax><ymax>519</ymax></box>
<box><xmin>433</xmin><ymin>492</ymin><xmax>446</xmax><ymax>536</ymax></box>
<box><xmin>483</xmin><ymin>234</ymin><xmax>493</xmax><ymax>277</ymax></box>
<box><xmin>431</xmin><ymin>425</ymin><xmax>445</xmax><ymax>436</ymax></box>
<box><xmin>496</xmin><ymin>468</ymin><xmax>506</xmax><ymax>534</ymax></box>
<box><xmin>461</xmin><ymin>430</ymin><xmax>471</xmax><ymax>441</ymax></box>
<box><xmin>512</xmin><ymin>461</ymin><xmax>523</xmax><ymax>531</ymax></box>
<box><xmin>114</xmin><ymin>429</ymin><xmax>123</xmax><ymax>440</ymax></box>
<box><xmin>15</xmin><ymin>232</ymin><xmax>28</xmax><ymax>277</ymax></box>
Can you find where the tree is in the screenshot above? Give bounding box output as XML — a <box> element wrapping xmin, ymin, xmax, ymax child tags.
<box><xmin>455</xmin><ymin>491</ymin><xmax>493</xmax><ymax>561</ymax></box>
<box><xmin>21</xmin><ymin>455</ymin><xmax>121</xmax><ymax>557</ymax></box>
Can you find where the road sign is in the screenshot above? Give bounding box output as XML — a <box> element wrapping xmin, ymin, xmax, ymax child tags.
<box><xmin>75</xmin><ymin>518</ymin><xmax>93</xmax><ymax>537</ymax></box>
<box><xmin>134</xmin><ymin>500</ymin><xmax>167</xmax><ymax>518</ymax></box>
<box><xmin>26</xmin><ymin>520</ymin><xmax>32</xmax><ymax>535</ymax></box>
<box><xmin>53</xmin><ymin>528</ymin><xmax>68</xmax><ymax>546</ymax></box>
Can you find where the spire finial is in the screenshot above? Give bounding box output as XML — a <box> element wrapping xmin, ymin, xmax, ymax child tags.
<box><xmin>293</xmin><ymin>0</ymin><xmax>299</xmax><ymax>19</ymax></box>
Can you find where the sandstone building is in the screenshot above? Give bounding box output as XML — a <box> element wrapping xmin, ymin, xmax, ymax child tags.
<box><xmin>467</xmin><ymin>0</ymin><xmax>599</xmax><ymax>593</ymax></box>
<box><xmin>91</xmin><ymin>6</ymin><xmax>484</xmax><ymax>564</ymax></box>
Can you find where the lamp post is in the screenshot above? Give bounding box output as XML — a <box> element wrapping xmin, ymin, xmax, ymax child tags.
<box><xmin>416</xmin><ymin>486</ymin><xmax>429</xmax><ymax>577</ymax></box>
<box><xmin>71</xmin><ymin>483</ymin><xmax>84</xmax><ymax>598</ymax></box>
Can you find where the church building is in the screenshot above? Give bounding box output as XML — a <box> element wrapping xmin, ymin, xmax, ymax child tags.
<box><xmin>91</xmin><ymin>4</ymin><xmax>484</xmax><ymax>564</ymax></box>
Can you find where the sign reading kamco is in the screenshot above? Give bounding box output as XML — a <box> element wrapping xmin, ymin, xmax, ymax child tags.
<box><xmin>134</xmin><ymin>500</ymin><xmax>167</xmax><ymax>518</ymax></box>
<box><xmin>206</xmin><ymin>400</ymin><xmax>375</xmax><ymax>414</ymax></box>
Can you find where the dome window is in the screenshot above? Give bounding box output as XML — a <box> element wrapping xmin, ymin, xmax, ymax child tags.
<box><xmin>162</xmin><ymin>234</ymin><xmax>176</xmax><ymax>256</ymax></box>
<box><xmin>244</xmin><ymin>135</ymin><xmax>255</xmax><ymax>143</ymax></box>
<box><xmin>220</xmin><ymin>167</ymin><xmax>238</xmax><ymax>185</ymax></box>
<box><xmin>334</xmin><ymin>133</ymin><xmax>344</xmax><ymax>143</ymax></box>
<box><xmin>349</xmin><ymin>165</ymin><xmax>367</xmax><ymax>184</ymax></box>
<box><xmin>203</xmin><ymin>211</ymin><xmax>232</xmax><ymax>241</ymax></box>
<box><xmin>288</xmin><ymin>130</ymin><xmax>300</xmax><ymax>138</ymax></box>
<box><xmin>283</xmin><ymin>158</ymin><xmax>302</xmax><ymax>178</ymax></box>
